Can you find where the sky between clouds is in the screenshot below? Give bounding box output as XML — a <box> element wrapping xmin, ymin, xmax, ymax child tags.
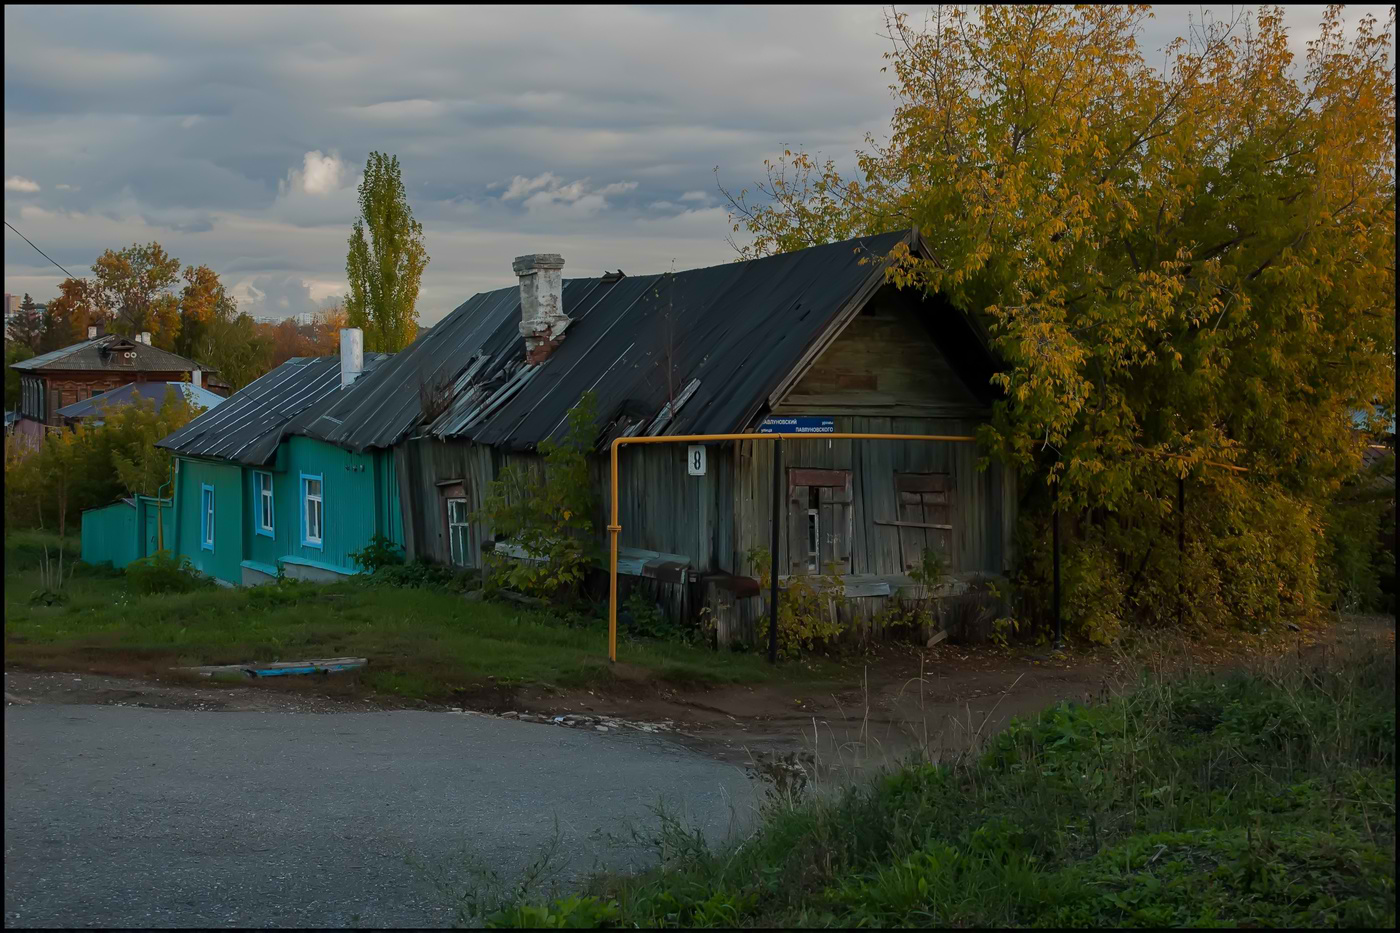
<box><xmin>3</xmin><ymin>4</ymin><xmax>1390</xmax><ymax>325</ymax></box>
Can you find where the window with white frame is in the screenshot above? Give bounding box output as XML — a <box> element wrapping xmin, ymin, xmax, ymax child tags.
<box><xmin>302</xmin><ymin>475</ymin><xmax>323</xmax><ymax>547</ymax></box>
<box><xmin>255</xmin><ymin>471</ymin><xmax>274</xmax><ymax>536</ymax></box>
<box><xmin>447</xmin><ymin>498</ymin><xmax>470</xmax><ymax>567</ymax></box>
<box><xmin>201</xmin><ymin>484</ymin><xmax>215</xmax><ymax>551</ymax></box>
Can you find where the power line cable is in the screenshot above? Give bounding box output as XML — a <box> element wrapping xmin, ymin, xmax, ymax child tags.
<box><xmin>3</xmin><ymin>220</ymin><xmax>81</xmax><ymax>279</ymax></box>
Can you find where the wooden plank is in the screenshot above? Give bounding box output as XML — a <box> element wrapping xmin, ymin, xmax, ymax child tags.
<box><xmin>875</xmin><ymin>519</ymin><xmax>954</xmax><ymax>530</ymax></box>
<box><xmin>831</xmin><ymin>500</ymin><xmax>852</xmax><ymax>573</ymax></box>
<box><xmin>790</xmin><ymin>468</ymin><xmax>850</xmax><ymax>488</ymax></box>
<box><xmin>765</xmin><ymin>259</ymin><xmax>895</xmax><ymax>408</ymax></box>
<box><xmin>895</xmin><ymin>472</ymin><xmax>950</xmax><ymax>493</ymax></box>
<box><xmin>897</xmin><ymin>484</ymin><xmax>926</xmax><ymax>572</ymax></box>
<box><xmin>788</xmin><ymin>483</ymin><xmax>809</xmax><ymax>575</ymax></box>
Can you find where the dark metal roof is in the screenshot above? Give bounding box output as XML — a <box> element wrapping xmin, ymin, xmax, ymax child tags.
<box><xmin>11</xmin><ymin>334</ymin><xmax>207</xmax><ymax>373</ymax></box>
<box><xmin>156</xmin><ymin>353</ymin><xmax>387</xmax><ymax>466</ymax></box>
<box><xmin>57</xmin><ymin>381</ymin><xmax>225</xmax><ymax>420</ymax></box>
<box><xmin>300</xmin><ymin>230</ymin><xmax>963</xmax><ymax>453</ymax></box>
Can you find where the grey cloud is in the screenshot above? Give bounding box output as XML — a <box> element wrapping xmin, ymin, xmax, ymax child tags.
<box><xmin>6</xmin><ymin>4</ymin><xmax>1387</xmax><ymax>326</ymax></box>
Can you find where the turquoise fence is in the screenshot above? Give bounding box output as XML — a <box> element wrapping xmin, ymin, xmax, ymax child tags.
<box><xmin>80</xmin><ymin>496</ymin><xmax>174</xmax><ymax>570</ymax></box>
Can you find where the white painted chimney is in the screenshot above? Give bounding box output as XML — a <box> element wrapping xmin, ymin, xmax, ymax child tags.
<box><xmin>192</xmin><ymin>369</ymin><xmax>202</xmax><ymax>388</ymax></box>
<box><xmin>87</xmin><ymin>325</ymin><xmax>98</xmax><ymax>339</ymax></box>
<box><xmin>513</xmin><ymin>253</ymin><xmax>569</xmax><ymax>364</ymax></box>
<box><xmin>140</xmin><ymin>331</ymin><xmax>152</xmax><ymax>346</ymax></box>
<box><xmin>340</xmin><ymin>327</ymin><xmax>364</xmax><ymax>389</ymax></box>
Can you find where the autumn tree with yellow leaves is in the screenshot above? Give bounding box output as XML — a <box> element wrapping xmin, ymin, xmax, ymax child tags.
<box><xmin>724</xmin><ymin>6</ymin><xmax>1396</xmax><ymax>638</ymax></box>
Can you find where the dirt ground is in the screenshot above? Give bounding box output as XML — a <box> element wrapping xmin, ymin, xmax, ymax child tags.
<box><xmin>7</xmin><ymin>615</ymin><xmax>1392</xmax><ymax>783</ymax></box>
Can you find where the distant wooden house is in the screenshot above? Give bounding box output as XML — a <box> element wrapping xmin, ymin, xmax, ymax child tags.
<box><xmin>296</xmin><ymin>231</ymin><xmax>1014</xmax><ymax>644</ymax></box>
<box><xmin>9</xmin><ymin>327</ymin><xmax>227</xmax><ymax>449</ymax></box>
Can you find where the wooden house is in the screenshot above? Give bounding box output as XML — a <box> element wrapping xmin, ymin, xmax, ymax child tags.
<box><xmin>298</xmin><ymin>231</ymin><xmax>1014</xmax><ymax>644</ymax></box>
<box><xmin>9</xmin><ymin>327</ymin><xmax>227</xmax><ymax>449</ymax></box>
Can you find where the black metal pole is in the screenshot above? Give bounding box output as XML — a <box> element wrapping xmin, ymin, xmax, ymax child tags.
<box><xmin>1177</xmin><ymin>475</ymin><xmax>1185</xmax><ymax>629</ymax></box>
<box><xmin>769</xmin><ymin>437</ymin><xmax>782</xmax><ymax>663</ymax></box>
<box><xmin>1053</xmin><ymin>482</ymin><xmax>1063</xmax><ymax>648</ymax></box>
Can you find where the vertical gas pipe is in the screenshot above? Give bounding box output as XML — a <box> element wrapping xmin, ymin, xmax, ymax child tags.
<box><xmin>608</xmin><ymin>439</ymin><xmax>621</xmax><ymax>662</ymax></box>
<box><xmin>768</xmin><ymin>437</ymin><xmax>782</xmax><ymax>664</ymax></box>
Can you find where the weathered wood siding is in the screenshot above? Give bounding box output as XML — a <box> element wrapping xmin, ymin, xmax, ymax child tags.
<box><xmin>397</xmin><ymin>437</ymin><xmax>739</xmax><ymax>581</ymax></box>
<box><xmin>396</xmin><ymin>437</ymin><xmax>499</xmax><ymax>566</ymax></box>
<box><xmin>776</xmin><ymin>284</ymin><xmax>986</xmax><ymax>418</ymax></box>
<box><xmin>733</xmin><ymin>417</ymin><xmax>1011</xmax><ymax>578</ymax></box>
<box><xmin>596</xmin><ymin>444</ymin><xmax>737</xmax><ymax>574</ymax></box>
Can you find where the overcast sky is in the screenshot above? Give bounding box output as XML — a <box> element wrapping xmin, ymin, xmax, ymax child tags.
<box><xmin>3</xmin><ymin>5</ymin><xmax>1389</xmax><ymax>325</ymax></box>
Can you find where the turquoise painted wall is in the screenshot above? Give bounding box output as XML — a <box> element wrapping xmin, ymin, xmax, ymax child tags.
<box><xmin>172</xmin><ymin>436</ymin><xmax>401</xmax><ymax>584</ymax></box>
<box><xmin>81</xmin><ymin>500</ymin><xmax>139</xmax><ymax>569</ymax></box>
<box><xmin>174</xmin><ymin>457</ymin><xmax>244</xmax><ymax>584</ymax></box>
<box><xmin>278</xmin><ymin>436</ymin><xmax>381</xmax><ymax>572</ymax></box>
<box><xmin>80</xmin><ymin>497</ymin><xmax>176</xmax><ymax>570</ymax></box>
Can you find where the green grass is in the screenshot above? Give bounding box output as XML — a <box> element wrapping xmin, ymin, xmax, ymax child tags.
<box><xmin>485</xmin><ymin>625</ymin><xmax>1397</xmax><ymax>928</ymax></box>
<box><xmin>3</xmin><ymin>531</ymin><xmax>827</xmax><ymax>698</ymax></box>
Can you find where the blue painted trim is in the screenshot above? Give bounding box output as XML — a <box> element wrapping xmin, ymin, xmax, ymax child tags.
<box><xmin>200</xmin><ymin>483</ymin><xmax>215</xmax><ymax>551</ymax></box>
<box><xmin>278</xmin><ymin>555</ymin><xmax>359</xmax><ymax>576</ymax></box>
<box><xmin>239</xmin><ymin>559</ymin><xmax>279</xmax><ymax>577</ymax></box>
<box><xmin>254</xmin><ymin>470</ymin><xmax>274</xmax><ymax>538</ymax></box>
<box><xmin>299</xmin><ymin>472</ymin><xmax>323</xmax><ymax>549</ymax></box>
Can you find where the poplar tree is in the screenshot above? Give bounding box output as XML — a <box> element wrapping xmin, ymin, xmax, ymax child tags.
<box><xmin>345</xmin><ymin>152</ymin><xmax>429</xmax><ymax>353</ymax></box>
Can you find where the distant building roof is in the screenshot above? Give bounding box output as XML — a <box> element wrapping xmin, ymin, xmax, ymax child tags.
<box><xmin>156</xmin><ymin>353</ymin><xmax>388</xmax><ymax>466</ymax></box>
<box><xmin>1352</xmin><ymin>409</ymin><xmax>1397</xmax><ymax>434</ymax></box>
<box><xmin>1361</xmin><ymin>444</ymin><xmax>1394</xmax><ymax>472</ymax></box>
<box><xmin>56</xmin><ymin>381</ymin><xmax>226</xmax><ymax>421</ymax></box>
<box><xmin>11</xmin><ymin>333</ymin><xmax>207</xmax><ymax>374</ymax></box>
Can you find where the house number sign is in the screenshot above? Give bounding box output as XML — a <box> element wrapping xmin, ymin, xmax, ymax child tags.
<box><xmin>688</xmin><ymin>445</ymin><xmax>707</xmax><ymax>476</ymax></box>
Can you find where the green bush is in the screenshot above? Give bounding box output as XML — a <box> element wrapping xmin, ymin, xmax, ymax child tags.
<box><xmin>350</xmin><ymin>533</ymin><xmax>406</xmax><ymax>573</ymax></box>
<box><xmin>1322</xmin><ymin>450</ymin><xmax>1395</xmax><ymax>613</ymax></box>
<box><xmin>365</xmin><ymin>559</ymin><xmax>473</xmax><ymax>592</ymax></box>
<box><xmin>477</xmin><ymin>393</ymin><xmax>600</xmax><ymax>601</ymax></box>
<box><xmin>619</xmin><ymin>588</ymin><xmax>698</xmax><ymax>644</ymax></box>
<box><xmin>126</xmin><ymin>549</ymin><xmax>208</xmax><ymax>595</ymax></box>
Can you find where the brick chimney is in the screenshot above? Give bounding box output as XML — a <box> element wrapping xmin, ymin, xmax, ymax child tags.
<box><xmin>513</xmin><ymin>254</ymin><xmax>569</xmax><ymax>364</ymax></box>
<box><xmin>87</xmin><ymin>325</ymin><xmax>98</xmax><ymax>340</ymax></box>
<box><xmin>340</xmin><ymin>327</ymin><xmax>364</xmax><ymax>389</ymax></box>
<box><xmin>140</xmin><ymin>331</ymin><xmax>152</xmax><ymax>346</ymax></box>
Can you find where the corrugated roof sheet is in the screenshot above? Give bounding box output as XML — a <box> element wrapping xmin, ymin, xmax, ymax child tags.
<box><xmin>156</xmin><ymin>353</ymin><xmax>387</xmax><ymax>466</ymax></box>
<box><xmin>11</xmin><ymin>334</ymin><xmax>207</xmax><ymax>373</ymax></box>
<box><xmin>299</xmin><ymin>230</ymin><xmax>952</xmax><ymax>453</ymax></box>
<box><xmin>56</xmin><ymin>381</ymin><xmax>226</xmax><ymax>420</ymax></box>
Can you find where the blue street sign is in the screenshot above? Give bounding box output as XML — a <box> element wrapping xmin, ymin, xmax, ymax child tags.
<box><xmin>758</xmin><ymin>416</ymin><xmax>834</xmax><ymax>434</ymax></box>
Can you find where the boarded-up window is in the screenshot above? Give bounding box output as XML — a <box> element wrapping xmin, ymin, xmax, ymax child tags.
<box><xmin>787</xmin><ymin>468</ymin><xmax>852</xmax><ymax>575</ymax></box>
<box><xmin>894</xmin><ymin>473</ymin><xmax>954</xmax><ymax>572</ymax></box>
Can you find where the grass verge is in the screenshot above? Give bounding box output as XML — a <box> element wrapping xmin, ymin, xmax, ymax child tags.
<box><xmin>484</xmin><ymin>623</ymin><xmax>1396</xmax><ymax>928</ymax></box>
<box><xmin>4</xmin><ymin>531</ymin><xmax>827</xmax><ymax>699</ymax></box>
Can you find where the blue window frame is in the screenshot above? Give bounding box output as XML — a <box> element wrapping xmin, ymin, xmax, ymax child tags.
<box><xmin>300</xmin><ymin>473</ymin><xmax>323</xmax><ymax>549</ymax></box>
<box><xmin>200</xmin><ymin>484</ymin><xmax>215</xmax><ymax>551</ymax></box>
<box><xmin>254</xmin><ymin>471</ymin><xmax>275</xmax><ymax>537</ymax></box>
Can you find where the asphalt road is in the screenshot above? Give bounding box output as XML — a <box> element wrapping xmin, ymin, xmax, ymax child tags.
<box><xmin>3</xmin><ymin>706</ymin><xmax>754</xmax><ymax>928</ymax></box>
